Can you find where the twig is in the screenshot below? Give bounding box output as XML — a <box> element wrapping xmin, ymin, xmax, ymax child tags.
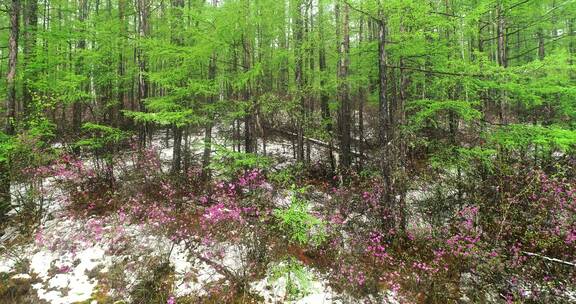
<box><xmin>521</xmin><ymin>251</ymin><xmax>576</xmax><ymax>267</ymax></box>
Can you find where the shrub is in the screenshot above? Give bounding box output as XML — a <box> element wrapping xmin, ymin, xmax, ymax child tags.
<box><xmin>273</xmin><ymin>190</ymin><xmax>326</xmax><ymax>247</ymax></box>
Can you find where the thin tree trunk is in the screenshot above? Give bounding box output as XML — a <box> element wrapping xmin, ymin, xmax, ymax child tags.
<box><xmin>377</xmin><ymin>2</ymin><xmax>395</xmax><ymax>230</ymax></box>
<box><xmin>336</xmin><ymin>0</ymin><xmax>351</xmax><ymax>171</ymax></box>
<box><xmin>23</xmin><ymin>0</ymin><xmax>38</xmax><ymax>116</ymax></box>
<box><xmin>170</xmin><ymin>0</ymin><xmax>184</xmax><ymax>173</ymax></box>
<box><xmin>293</xmin><ymin>0</ymin><xmax>305</xmax><ymax>163</ymax></box>
<box><xmin>73</xmin><ymin>0</ymin><xmax>88</xmax><ymax>137</ymax></box>
<box><xmin>497</xmin><ymin>2</ymin><xmax>507</xmax><ymax>124</ymax></box>
<box><xmin>116</xmin><ymin>0</ymin><xmax>127</xmax><ymax>128</ymax></box>
<box><xmin>172</xmin><ymin>126</ymin><xmax>182</xmax><ymax>174</ymax></box>
<box><xmin>2</xmin><ymin>0</ymin><xmax>20</xmax><ymax>221</ymax></box>
<box><xmin>242</xmin><ymin>32</ymin><xmax>256</xmax><ymax>154</ymax></box>
<box><xmin>137</xmin><ymin>0</ymin><xmax>150</xmax><ymax>146</ymax></box>
<box><xmin>318</xmin><ymin>1</ymin><xmax>335</xmax><ymax>172</ymax></box>
<box><xmin>358</xmin><ymin>17</ymin><xmax>366</xmax><ymax>170</ymax></box>
<box><xmin>570</xmin><ymin>18</ymin><xmax>575</xmax><ymax>79</ymax></box>
<box><xmin>6</xmin><ymin>0</ymin><xmax>20</xmax><ymax>135</ymax></box>
<box><xmin>537</xmin><ymin>28</ymin><xmax>545</xmax><ymax>60</ymax></box>
<box><xmin>202</xmin><ymin>1</ymin><xmax>218</xmax><ymax>181</ymax></box>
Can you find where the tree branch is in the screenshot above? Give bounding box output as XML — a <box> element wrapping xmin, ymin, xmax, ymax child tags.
<box><xmin>522</xmin><ymin>251</ymin><xmax>576</xmax><ymax>267</ymax></box>
<box><xmin>342</xmin><ymin>0</ymin><xmax>381</xmax><ymax>22</ymax></box>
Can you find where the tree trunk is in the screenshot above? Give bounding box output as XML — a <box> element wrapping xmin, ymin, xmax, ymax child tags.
<box><xmin>278</xmin><ymin>0</ymin><xmax>289</xmax><ymax>95</ymax></box>
<box><xmin>73</xmin><ymin>0</ymin><xmax>88</xmax><ymax>136</ymax></box>
<box><xmin>377</xmin><ymin>2</ymin><xmax>395</xmax><ymax>231</ymax></box>
<box><xmin>242</xmin><ymin>33</ymin><xmax>256</xmax><ymax>154</ymax></box>
<box><xmin>23</xmin><ymin>0</ymin><xmax>38</xmax><ymax>116</ymax></box>
<box><xmin>318</xmin><ymin>2</ymin><xmax>335</xmax><ymax>172</ymax></box>
<box><xmin>5</xmin><ymin>0</ymin><xmax>20</xmax><ymax>135</ymax></box>
<box><xmin>497</xmin><ymin>3</ymin><xmax>507</xmax><ymax>124</ymax></box>
<box><xmin>169</xmin><ymin>0</ymin><xmax>185</xmax><ymax>172</ymax></box>
<box><xmin>537</xmin><ymin>28</ymin><xmax>545</xmax><ymax>61</ymax></box>
<box><xmin>172</xmin><ymin>126</ymin><xmax>182</xmax><ymax>174</ymax></box>
<box><xmin>202</xmin><ymin>14</ymin><xmax>218</xmax><ymax>180</ymax></box>
<box><xmin>137</xmin><ymin>0</ymin><xmax>151</xmax><ymax>146</ymax></box>
<box><xmin>570</xmin><ymin>18</ymin><xmax>575</xmax><ymax>79</ymax></box>
<box><xmin>2</xmin><ymin>0</ymin><xmax>20</xmax><ymax>222</ymax></box>
<box><xmin>357</xmin><ymin>17</ymin><xmax>367</xmax><ymax>170</ymax></box>
<box><xmin>377</xmin><ymin>16</ymin><xmax>389</xmax><ymax>146</ymax></box>
<box><xmin>336</xmin><ymin>0</ymin><xmax>351</xmax><ymax>171</ymax></box>
<box><xmin>116</xmin><ymin>0</ymin><xmax>127</xmax><ymax>128</ymax></box>
<box><xmin>294</xmin><ymin>0</ymin><xmax>305</xmax><ymax>163</ymax></box>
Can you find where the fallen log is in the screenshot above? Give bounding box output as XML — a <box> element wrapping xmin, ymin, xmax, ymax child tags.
<box><xmin>268</xmin><ymin>128</ymin><xmax>368</xmax><ymax>158</ymax></box>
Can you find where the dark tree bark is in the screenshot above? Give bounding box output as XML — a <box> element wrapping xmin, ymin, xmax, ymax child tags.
<box><xmin>538</xmin><ymin>28</ymin><xmax>545</xmax><ymax>61</ymax></box>
<box><xmin>294</xmin><ymin>0</ymin><xmax>305</xmax><ymax>163</ymax></box>
<box><xmin>496</xmin><ymin>2</ymin><xmax>507</xmax><ymax>124</ymax></box>
<box><xmin>170</xmin><ymin>0</ymin><xmax>185</xmax><ymax>173</ymax></box>
<box><xmin>278</xmin><ymin>0</ymin><xmax>289</xmax><ymax>95</ymax></box>
<box><xmin>73</xmin><ymin>0</ymin><xmax>89</xmax><ymax>136</ymax></box>
<box><xmin>172</xmin><ymin>126</ymin><xmax>183</xmax><ymax>174</ymax></box>
<box><xmin>2</xmin><ymin>0</ymin><xmax>20</xmax><ymax>221</ymax></box>
<box><xmin>23</xmin><ymin>0</ymin><xmax>38</xmax><ymax>115</ymax></box>
<box><xmin>243</xmin><ymin>35</ymin><xmax>256</xmax><ymax>154</ymax></box>
<box><xmin>319</xmin><ymin>1</ymin><xmax>335</xmax><ymax>172</ymax></box>
<box><xmin>115</xmin><ymin>0</ymin><xmax>127</xmax><ymax>128</ymax></box>
<box><xmin>201</xmin><ymin>0</ymin><xmax>219</xmax><ymax>181</ymax></box>
<box><xmin>336</xmin><ymin>0</ymin><xmax>351</xmax><ymax>171</ymax></box>
<box><xmin>377</xmin><ymin>13</ymin><xmax>389</xmax><ymax>147</ymax></box>
<box><xmin>137</xmin><ymin>0</ymin><xmax>151</xmax><ymax>147</ymax></box>
<box><xmin>357</xmin><ymin>16</ymin><xmax>366</xmax><ymax>170</ymax></box>
<box><xmin>376</xmin><ymin>2</ymin><xmax>395</xmax><ymax>230</ymax></box>
<box><xmin>5</xmin><ymin>0</ymin><xmax>20</xmax><ymax>136</ymax></box>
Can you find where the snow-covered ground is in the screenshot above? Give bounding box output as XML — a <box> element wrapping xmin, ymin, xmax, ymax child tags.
<box><xmin>0</xmin><ymin>130</ymin><xmax>357</xmax><ymax>304</ymax></box>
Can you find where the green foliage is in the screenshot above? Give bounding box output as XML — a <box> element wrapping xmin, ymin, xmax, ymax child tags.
<box><xmin>123</xmin><ymin>109</ymin><xmax>201</xmax><ymax>127</ymax></box>
<box><xmin>26</xmin><ymin>117</ymin><xmax>56</xmax><ymax>145</ymax></box>
<box><xmin>490</xmin><ymin>124</ymin><xmax>576</xmax><ymax>153</ymax></box>
<box><xmin>209</xmin><ymin>146</ymin><xmax>271</xmax><ymax>178</ymax></box>
<box><xmin>406</xmin><ymin>99</ymin><xmax>482</xmax><ymax>130</ymax></box>
<box><xmin>431</xmin><ymin>146</ymin><xmax>497</xmax><ymax>173</ymax></box>
<box><xmin>269</xmin><ymin>258</ymin><xmax>314</xmax><ymax>301</ymax></box>
<box><xmin>75</xmin><ymin>123</ymin><xmax>127</xmax><ymax>151</ymax></box>
<box><xmin>0</xmin><ymin>132</ymin><xmax>17</xmax><ymax>164</ymax></box>
<box><xmin>269</xmin><ymin>164</ymin><xmax>306</xmax><ymax>187</ymax></box>
<box><xmin>273</xmin><ymin>191</ymin><xmax>326</xmax><ymax>247</ymax></box>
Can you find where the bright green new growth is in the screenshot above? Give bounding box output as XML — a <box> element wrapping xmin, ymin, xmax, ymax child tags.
<box><xmin>0</xmin><ymin>132</ymin><xmax>16</xmax><ymax>164</ymax></box>
<box><xmin>209</xmin><ymin>146</ymin><xmax>271</xmax><ymax>178</ymax></box>
<box><xmin>407</xmin><ymin>99</ymin><xmax>482</xmax><ymax>130</ymax></box>
<box><xmin>269</xmin><ymin>257</ymin><xmax>314</xmax><ymax>301</ymax></box>
<box><xmin>490</xmin><ymin>124</ymin><xmax>576</xmax><ymax>153</ymax></box>
<box><xmin>274</xmin><ymin>190</ymin><xmax>326</xmax><ymax>247</ymax></box>
<box><xmin>75</xmin><ymin>123</ymin><xmax>127</xmax><ymax>151</ymax></box>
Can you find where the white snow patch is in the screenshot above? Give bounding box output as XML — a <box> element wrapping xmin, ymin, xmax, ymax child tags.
<box><xmin>11</xmin><ymin>273</ymin><xmax>32</xmax><ymax>280</ymax></box>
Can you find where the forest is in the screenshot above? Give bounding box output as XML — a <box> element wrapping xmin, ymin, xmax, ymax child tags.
<box><xmin>0</xmin><ymin>0</ymin><xmax>575</xmax><ymax>303</ymax></box>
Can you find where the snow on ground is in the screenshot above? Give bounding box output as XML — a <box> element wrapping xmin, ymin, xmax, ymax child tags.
<box><xmin>250</xmin><ymin>269</ymin><xmax>341</xmax><ymax>304</ymax></box>
<box><xmin>0</xmin><ymin>129</ymin><xmax>378</xmax><ymax>303</ymax></box>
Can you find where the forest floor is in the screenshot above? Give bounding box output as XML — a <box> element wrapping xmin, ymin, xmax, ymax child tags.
<box><xmin>0</xmin><ymin>130</ymin><xmax>399</xmax><ymax>304</ymax></box>
<box><xmin>2</xmin><ymin>128</ymin><xmax>573</xmax><ymax>304</ymax></box>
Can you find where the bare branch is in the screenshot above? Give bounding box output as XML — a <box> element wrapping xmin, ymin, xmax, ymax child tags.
<box><xmin>522</xmin><ymin>251</ymin><xmax>576</xmax><ymax>267</ymax></box>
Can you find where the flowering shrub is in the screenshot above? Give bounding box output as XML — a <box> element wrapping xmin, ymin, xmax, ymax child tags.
<box><xmin>10</xmin><ymin>134</ymin><xmax>575</xmax><ymax>304</ymax></box>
